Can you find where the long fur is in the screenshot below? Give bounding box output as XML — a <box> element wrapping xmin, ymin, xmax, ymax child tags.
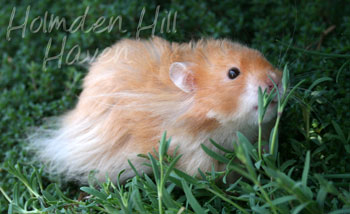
<box><xmin>29</xmin><ymin>37</ymin><xmax>282</xmax><ymax>183</ymax></box>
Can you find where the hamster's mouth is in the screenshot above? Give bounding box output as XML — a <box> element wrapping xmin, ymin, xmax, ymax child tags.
<box><xmin>270</xmin><ymin>100</ymin><xmax>278</xmax><ymax>106</ymax></box>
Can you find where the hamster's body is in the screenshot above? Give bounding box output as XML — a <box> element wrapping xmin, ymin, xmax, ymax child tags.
<box><xmin>31</xmin><ymin>37</ymin><xmax>281</xmax><ymax>183</ymax></box>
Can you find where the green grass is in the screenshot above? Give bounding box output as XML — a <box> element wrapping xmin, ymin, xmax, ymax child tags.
<box><xmin>1</xmin><ymin>0</ymin><xmax>350</xmax><ymax>213</ymax></box>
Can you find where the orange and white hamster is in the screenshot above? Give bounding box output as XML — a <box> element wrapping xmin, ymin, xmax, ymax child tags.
<box><xmin>31</xmin><ymin>37</ymin><xmax>282</xmax><ymax>183</ymax></box>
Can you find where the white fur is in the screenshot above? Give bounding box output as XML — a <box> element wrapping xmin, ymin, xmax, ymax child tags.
<box><xmin>237</xmin><ymin>74</ymin><xmax>278</xmax><ymax>124</ymax></box>
<box><xmin>170</xmin><ymin>119</ymin><xmax>259</xmax><ymax>176</ymax></box>
<box><xmin>206</xmin><ymin>73</ymin><xmax>280</xmax><ymax>145</ymax></box>
<box><xmin>29</xmin><ymin>112</ymin><xmax>152</xmax><ymax>183</ymax></box>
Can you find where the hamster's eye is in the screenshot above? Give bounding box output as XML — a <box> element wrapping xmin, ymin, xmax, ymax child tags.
<box><xmin>228</xmin><ymin>67</ymin><xmax>240</xmax><ymax>79</ymax></box>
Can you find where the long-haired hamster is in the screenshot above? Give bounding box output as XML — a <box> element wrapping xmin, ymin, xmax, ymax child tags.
<box><xmin>30</xmin><ymin>37</ymin><xmax>282</xmax><ymax>183</ymax></box>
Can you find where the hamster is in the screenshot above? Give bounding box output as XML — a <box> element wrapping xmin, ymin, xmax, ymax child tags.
<box><xmin>30</xmin><ymin>37</ymin><xmax>282</xmax><ymax>183</ymax></box>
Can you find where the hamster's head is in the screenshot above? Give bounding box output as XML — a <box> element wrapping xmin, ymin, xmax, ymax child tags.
<box><xmin>169</xmin><ymin>39</ymin><xmax>282</xmax><ymax>125</ymax></box>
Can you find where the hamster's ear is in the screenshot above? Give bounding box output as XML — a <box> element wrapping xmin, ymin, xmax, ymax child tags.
<box><xmin>169</xmin><ymin>62</ymin><xmax>195</xmax><ymax>93</ymax></box>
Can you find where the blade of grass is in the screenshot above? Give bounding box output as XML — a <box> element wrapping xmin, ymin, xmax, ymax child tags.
<box><xmin>301</xmin><ymin>151</ymin><xmax>311</xmax><ymax>187</ymax></box>
<box><xmin>181</xmin><ymin>179</ymin><xmax>206</xmax><ymax>213</ymax></box>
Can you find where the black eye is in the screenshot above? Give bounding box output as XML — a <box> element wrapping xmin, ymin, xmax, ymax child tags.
<box><xmin>228</xmin><ymin>67</ymin><xmax>240</xmax><ymax>79</ymax></box>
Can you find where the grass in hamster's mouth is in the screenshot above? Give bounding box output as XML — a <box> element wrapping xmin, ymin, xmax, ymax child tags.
<box><xmin>254</xmin><ymin>100</ymin><xmax>277</xmax><ymax>110</ymax></box>
<box><xmin>1</xmin><ymin>1</ymin><xmax>350</xmax><ymax>214</ymax></box>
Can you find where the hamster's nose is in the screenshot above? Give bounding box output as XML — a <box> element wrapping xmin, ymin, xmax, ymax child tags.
<box><xmin>265</xmin><ymin>70</ymin><xmax>283</xmax><ymax>93</ymax></box>
<box><xmin>266</xmin><ymin>79</ymin><xmax>280</xmax><ymax>93</ymax></box>
<box><xmin>267</xmin><ymin>82</ymin><xmax>275</xmax><ymax>92</ymax></box>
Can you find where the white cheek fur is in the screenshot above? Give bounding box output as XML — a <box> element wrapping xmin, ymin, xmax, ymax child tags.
<box><xmin>206</xmin><ymin>73</ymin><xmax>278</xmax><ymax>139</ymax></box>
<box><xmin>238</xmin><ymin>73</ymin><xmax>279</xmax><ymax>125</ymax></box>
<box><xmin>238</xmin><ymin>75</ymin><xmax>260</xmax><ymax>124</ymax></box>
<box><xmin>207</xmin><ymin>75</ymin><xmax>260</xmax><ymax>125</ymax></box>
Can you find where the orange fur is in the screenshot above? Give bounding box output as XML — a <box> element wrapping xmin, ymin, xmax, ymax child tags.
<box><xmin>30</xmin><ymin>37</ymin><xmax>282</xmax><ymax>183</ymax></box>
